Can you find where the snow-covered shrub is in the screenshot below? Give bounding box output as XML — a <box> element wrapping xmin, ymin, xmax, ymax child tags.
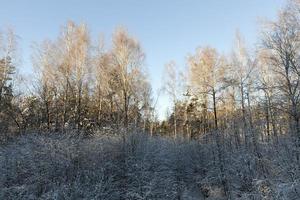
<box><xmin>0</xmin><ymin>131</ymin><xmax>299</xmax><ymax>199</ymax></box>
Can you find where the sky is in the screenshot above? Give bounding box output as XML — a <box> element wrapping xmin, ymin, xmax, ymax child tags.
<box><xmin>0</xmin><ymin>0</ymin><xmax>285</xmax><ymax>120</ymax></box>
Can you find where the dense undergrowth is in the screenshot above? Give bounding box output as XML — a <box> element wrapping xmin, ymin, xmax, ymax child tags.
<box><xmin>0</xmin><ymin>131</ymin><xmax>299</xmax><ymax>200</ymax></box>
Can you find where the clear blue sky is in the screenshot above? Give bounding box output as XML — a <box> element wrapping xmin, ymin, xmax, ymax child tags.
<box><xmin>0</xmin><ymin>0</ymin><xmax>285</xmax><ymax>120</ymax></box>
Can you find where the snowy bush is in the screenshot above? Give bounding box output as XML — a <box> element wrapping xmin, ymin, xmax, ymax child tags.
<box><xmin>0</xmin><ymin>131</ymin><xmax>299</xmax><ymax>199</ymax></box>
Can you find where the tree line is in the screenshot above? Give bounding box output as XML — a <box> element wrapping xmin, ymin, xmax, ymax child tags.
<box><xmin>1</xmin><ymin>0</ymin><xmax>300</xmax><ymax>151</ymax></box>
